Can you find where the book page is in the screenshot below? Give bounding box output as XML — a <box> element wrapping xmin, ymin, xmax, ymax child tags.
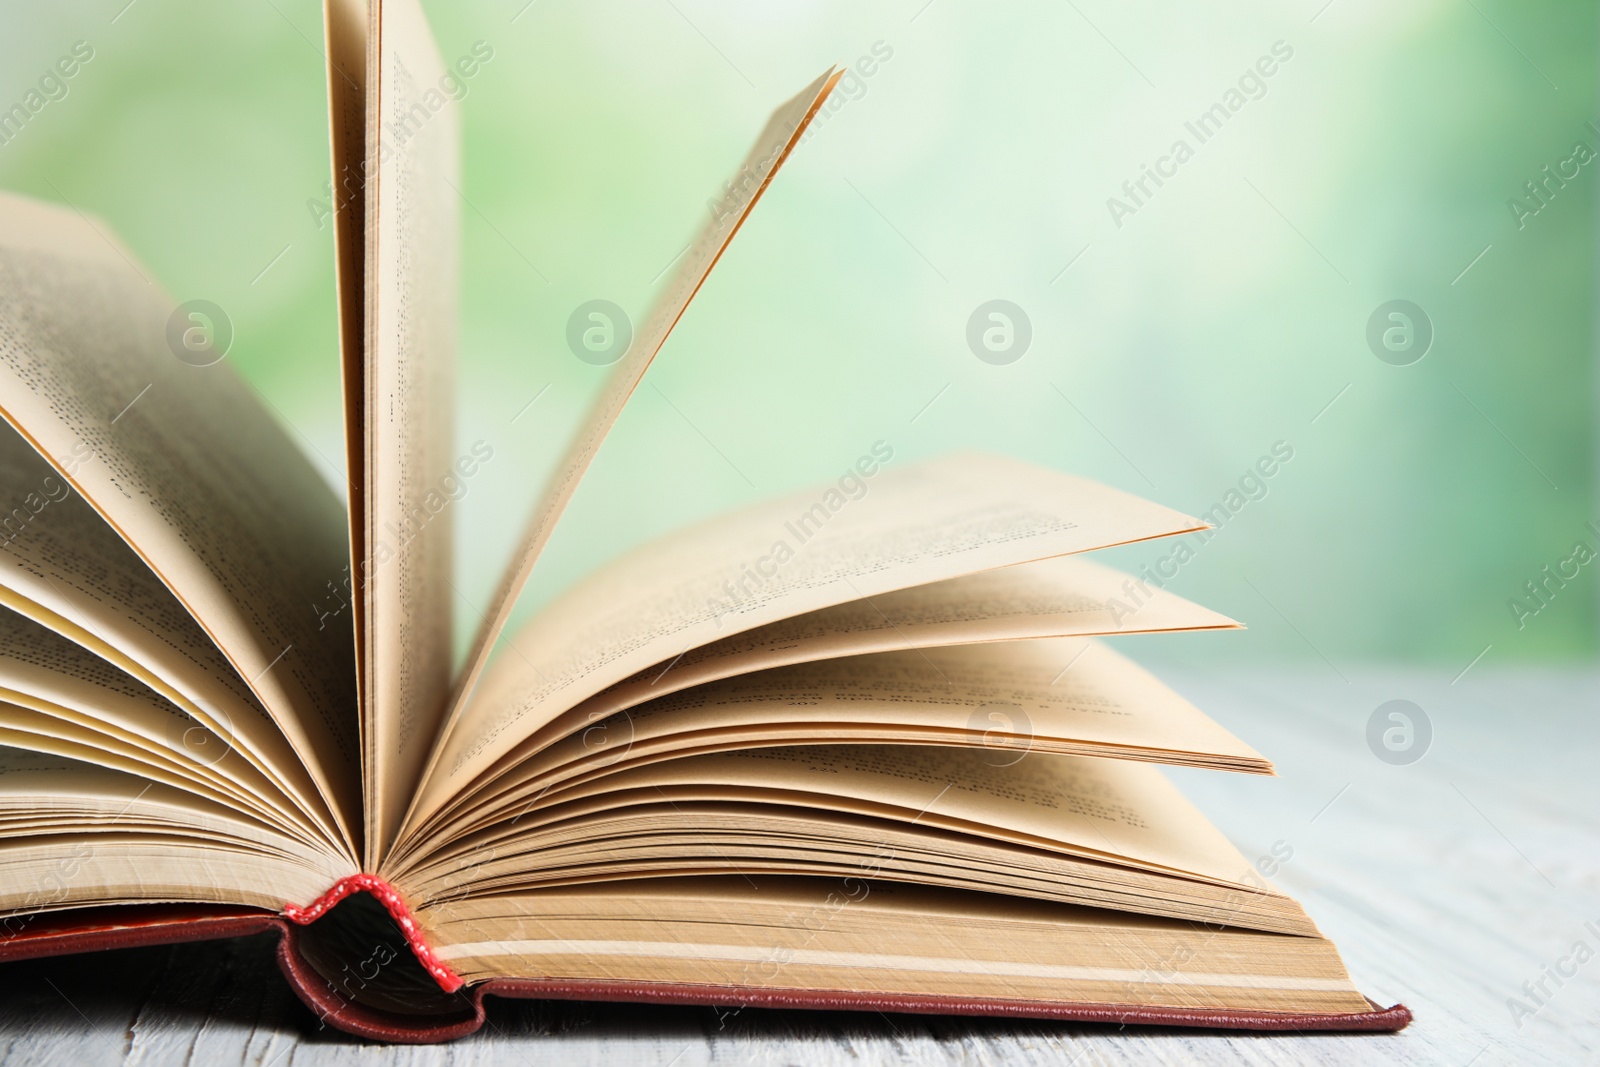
<box><xmin>0</xmin><ymin>417</ymin><xmax>343</xmax><ymax>844</ymax></box>
<box><xmin>420</xmin><ymin>636</ymin><xmax>1265</xmax><ymax>851</ymax></box>
<box><xmin>0</xmin><ymin>748</ymin><xmax>335</xmax><ymax>858</ymax></box>
<box><xmin>403</xmin><ymin>455</ymin><xmax>1204</xmax><ymax>840</ymax></box>
<box><xmin>0</xmin><ymin>607</ymin><xmax>317</xmax><ymax>840</ymax></box>
<box><xmin>0</xmin><ymin>702</ymin><xmax>284</xmax><ymax>818</ymax></box>
<box><xmin>421</xmin><ymin>877</ymin><xmax>1368</xmax><ymax>1017</ymax></box>
<box><xmin>403</xmin><ymin>792</ymin><xmax>1311</xmax><ymax>935</ymax></box>
<box><xmin>461</xmin><ymin>639</ymin><xmax>1269</xmax><ymax>826</ymax></box>
<box><xmin>0</xmin><ymin>750</ymin><xmax>354</xmax><ymax>916</ymax></box>
<box><xmin>494</xmin><ymin>555</ymin><xmax>1238</xmax><ymax>783</ymax></box>
<box><xmin>0</xmin><ymin>693</ymin><xmax>259</xmax><ymax>821</ymax></box>
<box><xmin>526</xmin><ymin>744</ymin><xmax>1256</xmax><ymax>887</ymax></box>
<box><xmin>323</xmin><ymin>0</ymin><xmax>370</xmax><ymax>710</ymax></box>
<box><xmin>423</xmin><ymin>69</ymin><xmax>845</xmax><ymax>816</ymax></box>
<box><xmin>360</xmin><ymin>0</ymin><xmax>461</xmax><ymax>866</ymax></box>
<box><xmin>0</xmin><ymin>192</ymin><xmax>360</xmax><ymax>853</ymax></box>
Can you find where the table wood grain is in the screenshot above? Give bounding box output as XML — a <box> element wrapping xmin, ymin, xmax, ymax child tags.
<box><xmin>1</xmin><ymin>666</ymin><xmax>1594</xmax><ymax>1065</ymax></box>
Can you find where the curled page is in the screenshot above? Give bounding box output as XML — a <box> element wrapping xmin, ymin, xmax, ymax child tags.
<box><xmin>411</xmin><ymin>68</ymin><xmax>843</xmax><ymax>839</ymax></box>
<box><xmin>399</xmin><ymin>454</ymin><xmax>1204</xmax><ymax>843</ymax></box>
<box><xmin>554</xmin><ymin>554</ymin><xmax>1241</xmax><ymax>741</ymax></box>
<box><xmin>0</xmin><ymin>417</ymin><xmax>343</xmax><ymax>843</ymax></box>
<box><xmin>0</xmin><ymin>192</ymin><xmax>360</xmax><ymax>852</ymax></box>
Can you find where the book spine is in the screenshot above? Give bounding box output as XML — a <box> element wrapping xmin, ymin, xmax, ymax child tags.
<box><xmin>283</xmin><ymin>873</ymin><xmax>463</xmax><ymax>992</ymax></box>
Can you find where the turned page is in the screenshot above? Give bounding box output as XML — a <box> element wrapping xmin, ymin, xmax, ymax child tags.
<box><xmin>0</xmin><ymin>601</ymin><xmax>321</xmax><ymax>841</ymax></box>
<box><xmin>440</xmin><ymin>555</ymin><xmax>1241</xmax><ymax>813</ymax></box>
<box><xmin>354</xmin><ymin>0</ymin><xmax>461</xmax><ymax>863</ymax></box>
<box><xmin>532</xmin><ymin>744</ymin><xmax>1262</xmax><ymax>888</ymax></box>
<box><xmin>557</xmin><ymin>555</ymin><xmax>1240</xmax><ymax>734</ymax></box>
<box><xmin>0</xmin><ymin>416</ymin><xmax>343</xmax><ymax>843</ymax></box>
<box><xmin>421</xmin><ymin>68</ymin><xmax>846</xmax><ymax>799</ymax></box>
<box><xmin>0</xmin><ymin>748</ymin><xmax>349</xmax><ymax>892</ymax></box>
<box><xmin>493</xmin><ymin>638</ymin><xmax>1271</xmax><ymax>804</ymax></box>
<box><xmin>0</xmin><ymin>192</ymin><xmax>360</xmax><ymax>849</ymax></box>
<box><xmin>412</xmin><ymin>637</ymin><xmax>1271</xmax><ymax>854</ymax></box>
<box><xmin>406</xmin><ymin>455</ymin><xmax>1204</xmax><ymax>835</ymax></box>
<box><xmin>0</xmin><ymin>749</ymin><xmax>353</xmax><ymax>914</ymax></box>
<box><xmin>322</xmin><ymin>0</ymin><xmax>370</xmax><ymax>703</ymax></box>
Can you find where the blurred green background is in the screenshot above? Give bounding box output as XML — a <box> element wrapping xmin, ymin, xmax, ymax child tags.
<box><xmin>0</xmin><ymin>0</ymin><xmax>1593</xmax><ymax>673</ymax></box>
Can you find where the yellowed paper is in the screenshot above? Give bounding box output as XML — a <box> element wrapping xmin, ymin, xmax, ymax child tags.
<box><xmin>492</xmin><ymin>555</ymin><xmax>1240</xmax><ymax>785</ymax></box>
<box><xmin>0</xmin><ymin>417</ymin><xmax>342</xmax><ymax>844</ymax></box>
<box><xmin>360</xmin><ymin>0</ymin><xmax>461</xmax><ymax>866</ymax></box>
<box><xmin>406</xmin><ymin>454</ymin><xmax>1203</xmax><ymax>839</ymax></box>
<box><xmin>419</xmin><ymin>69</ymin><xmax>847</xmax><ymax>825</ymax></box>
<box><xmin>323</xmin><ymin>0</ymin><xmax>371</xmax><ymax>711</ymax></box>
<box><xmin>535</xmin><ymin>744</ymin><xmax>1254</xmax><ymax>886</ymax></box>
<box><xmin>420</xmin><ymin>878</ymin><xmax>1367</xmax><ymax>1016</ymax></box>
<box><xmin>0</xmin><ymin>604</ymin><xmax>319</xmax><ymax>840</ymax></box>
<box><xmin>0</xmin><ymin>192</ymin><xmax>360</xmax><ymax>852</ymax></box>
<box><xmin>478</xmin><ymin>638</ymin><xmax>1269</xmax><ymax>819</ymax></box>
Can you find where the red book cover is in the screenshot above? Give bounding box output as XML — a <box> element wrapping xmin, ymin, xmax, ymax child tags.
<box><xmin>0</xmin><ymin>879</ymin><xmax>1412</xmax><ymax>1043</ymax></box>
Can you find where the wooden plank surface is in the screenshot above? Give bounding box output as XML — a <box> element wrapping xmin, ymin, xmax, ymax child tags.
<box><xmin>0</xmin><ymin>666</ymin><xmax>1594</xmax><ymax>1065</ymax></box>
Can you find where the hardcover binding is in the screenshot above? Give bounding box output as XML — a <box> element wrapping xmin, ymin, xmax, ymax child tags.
<box><xmin>283</xmin><ymin>874</ymin><xmax>464</xmax><ymax>993</ymax></box>
<box><xmin>0</xmin><ymin>898</ymin><xmax>1413</xmax><ymax>1043</ymax></box>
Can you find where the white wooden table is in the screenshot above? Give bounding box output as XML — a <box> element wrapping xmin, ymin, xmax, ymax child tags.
<box><xmin>1</xmin><ymin>666</ymin><xmax>1594</xmax><ymax>1065</ymax></box>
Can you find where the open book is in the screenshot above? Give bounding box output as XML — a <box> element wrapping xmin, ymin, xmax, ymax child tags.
<box><xmin>0</xmin><ymin>0</ymin><xmax>1407</xmax><ymax>1043</ymax></box>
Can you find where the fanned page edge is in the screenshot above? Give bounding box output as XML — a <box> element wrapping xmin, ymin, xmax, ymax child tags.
<box><xmin>0</xmin><ymin>900</ymin><xmax>1413</xmax><ymax>1042</ymax></box>
<box><xmin>409</xmin><ymin>68</ymin><xmax>845</xmax><ymax>833</ymax></box>
<box><xmin>0</xmin><ymin>195</ymin><xmax>363</xmax><ymax>853</ymax></box>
